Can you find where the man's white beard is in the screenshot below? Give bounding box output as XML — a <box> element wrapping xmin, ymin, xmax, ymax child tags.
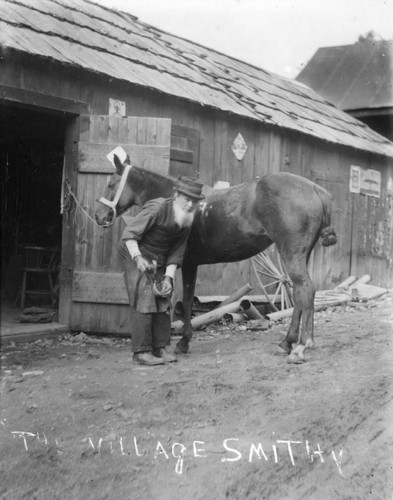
<box><xmin>173</xmin><ymin>201</ymin><xmax>195</xmax><ymax>228</ymax></box>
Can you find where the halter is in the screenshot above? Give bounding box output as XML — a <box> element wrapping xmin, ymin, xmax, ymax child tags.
<box><xmin>98</xmin><ymin>164</ymin><xmax>132</xmax><ymax>225</ymax></box>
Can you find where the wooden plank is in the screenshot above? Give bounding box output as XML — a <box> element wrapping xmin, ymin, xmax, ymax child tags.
<box><xmin>222</xmin><ymin>260</ymin><xmax>251</xmax><ymax>296</ymax></box>
<box><xmin>1</xmin><ymin>324</ymin><xmax>69</xmax><ymax>344</ymax></box>
<box><xmin>126</xmin><ymin>116</ymin><xmax>138</xmax><ymax>144</ymax></box>
<box><xmin>170</xmin><ymin>124</ymin><xmax>200</xmax><ymax>178</ymax></box>
<box><xmin>58</xmin><ymin>116</ymin><xmax>79</xmax><ymax>326</ymax></box>
<box><xmin>171</xmin><ymin>124</ymin><xmax>199</xmax><ymax>141</ymax></box>
<box><xmin>72</xmin><ymin>271</ymin><xmax>128</xmax><ymax>304</ymax></box>
<box><xmin>194</xmin><ymin>115</ymin><xmax>214</xmax><ymax>186</ymax></box>
<box><xmin>117</xmin><ymin>116</ymin><xmax>130</xmax><ymax>144</ymax></box>
<box><xmin>214</xmin><ymin>118</ymin><xmax>229</xmax><ymax>182</ymax></box>
<box><xmin>102</xmin><ymin>115</ymin><xmax>121</xmax><ymax>272</ymax></box>
<box><xmin>155</xmin><ymin>118</ymin><xmax>172</xmax><ymax>146</ymax></box>
<box><xmin>0</xmin><ymin>84</ymin><xmax>88</xmax><ymax>115</ymax></box>
<box><xmin>84</xmin><ymin>116</ymin><xmax>111</xmax><ymax>329</ymax></box>
<box><xmin>268</xmin><ymin>130</ymin><xmax>281</xmax><ymax>174</ymax></box>
<box><xmin>311</xmin><ymin>169</ymin><xmax>345</xmax><ymax>184</ymax></box>
<box><xmin>103</xmin><ymin>117</ymin><xmax>126</xmax><ymax>333</ymax></box>
<box><xmin>78</xmin><ymin>143</ymin><xmax>170</xmax><ymax>173</ymax></box>
<box><xmin>196</xmin><ymin>263</ymin><xmax>224</xmax><ymax>296</ymax></box>
<box><xmin>253</xmin><ymin>127</ymin><xmax>270</xmax><ymax>179</ymax></box>
<box><xmin>170</xmin><ymin>148</ymin><xmax>193</xmax><ymax>163</ymax></box>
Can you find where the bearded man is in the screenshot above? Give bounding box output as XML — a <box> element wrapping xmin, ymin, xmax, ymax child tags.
<box><xmin>119</xmin><ymin>176</ymin><xmax>204</xmax><ymax>366</ymax></box>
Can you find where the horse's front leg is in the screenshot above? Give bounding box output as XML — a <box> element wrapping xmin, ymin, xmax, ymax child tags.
<box><xmin>175</xmin><ymin>263</ymin><xmax>198</xmax><ymax>354</ymax></box>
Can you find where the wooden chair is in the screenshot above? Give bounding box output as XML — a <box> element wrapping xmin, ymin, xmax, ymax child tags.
<box><xmin>16</xmin><ymin>246</ymin><xmax>60</xmax><ymax>310</ymax></box>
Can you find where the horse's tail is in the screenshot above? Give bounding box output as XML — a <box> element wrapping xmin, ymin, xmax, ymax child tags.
<box><xmin>314</xmin><ymin>185</ymin><xmax>337</xmax><ymax>247</ymax></box>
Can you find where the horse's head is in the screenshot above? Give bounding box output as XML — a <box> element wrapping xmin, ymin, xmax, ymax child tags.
<box><xmin>95</xmin><ymin>154</ymin><xmax>136</xmax><ymax>227</ymax></box>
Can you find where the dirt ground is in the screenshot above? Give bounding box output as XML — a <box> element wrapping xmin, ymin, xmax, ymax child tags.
<box><xmin>1</xmin><ymin>292</ymin><xmax>392</xmax><ymax>500</ymax></box>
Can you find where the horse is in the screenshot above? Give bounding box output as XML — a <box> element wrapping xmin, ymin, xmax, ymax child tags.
<box><xmin>95</xmin><ymin>154</ymin><xmax>337</xmax><ymax>363</ymax></box>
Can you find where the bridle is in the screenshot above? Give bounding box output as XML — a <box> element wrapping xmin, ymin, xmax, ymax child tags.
<box><xmin>98</xmin><ymin>164</ymin><xmax>132</xmax><ymax>226</ymax></box>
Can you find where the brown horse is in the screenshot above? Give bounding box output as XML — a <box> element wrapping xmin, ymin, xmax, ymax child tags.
<box><xmin>95</xmin><ymin>155</ymin><xmax>337</xmax><ymax>363</ymax></box>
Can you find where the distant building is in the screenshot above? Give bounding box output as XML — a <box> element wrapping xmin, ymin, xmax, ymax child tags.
<box><xmin>296</xmin><ymin>34</ymin><xmax>393</xmax><ymax>141</ymax></box>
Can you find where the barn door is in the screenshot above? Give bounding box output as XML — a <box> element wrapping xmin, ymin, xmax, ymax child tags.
<box><xmin>70</xmin><ymin>115</ymin><xmax>171</xmax><ymax>334</ymax></box>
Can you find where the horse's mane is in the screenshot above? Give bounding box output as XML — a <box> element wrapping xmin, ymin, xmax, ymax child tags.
<box><xmin>132</xmin><ymin>165</ymin><xmax>213</xmax><ymax>198</ymax></box>
<box><xmin>133</xmin><ymin>165</ymin><xmax>175</xmax><ymax>186</ymax></box>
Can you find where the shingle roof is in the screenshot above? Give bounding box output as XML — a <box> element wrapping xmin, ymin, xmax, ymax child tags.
<box><xmin>296</xmin><ymin>38</ymin><xmax>393</xmax><ymax>111</ymax></box>
<box><xmin>1</xmin><ymin>0</ymin><xmax>393</xmax><ymax>158</ymax></box>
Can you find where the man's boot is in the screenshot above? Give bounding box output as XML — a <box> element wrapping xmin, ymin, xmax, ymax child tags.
<box><xmin>152</xmin><ymin>347</ymin><xmax>177</xmax><ymax>363</ymax></box>
<box><xmin>133</xmin><ymin>351</ymin><xmax>165</xmax><ymax>365</ymax></box>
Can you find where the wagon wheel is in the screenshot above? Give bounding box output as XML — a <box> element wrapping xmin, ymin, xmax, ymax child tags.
<box><xmin>252</xmin><ymin>247</ymin><xmax>293</xmax><ymax>311</ymax></box>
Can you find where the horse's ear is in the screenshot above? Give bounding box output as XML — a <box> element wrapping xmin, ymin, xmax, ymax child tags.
<box><xmin>113</xmin><ymin>154</ymin><xmax>124</xmax><ymax>174</ymax></box>
<box><xmin>125</xmin><ymin>154</ymin><xmax>131</xmax><ymax>165</ymax></box>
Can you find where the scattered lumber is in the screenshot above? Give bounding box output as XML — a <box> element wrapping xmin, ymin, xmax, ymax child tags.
<box><xmin>240</xmin><ymin>299</ymin><xmax>265</xmax><ymax>320</ymax></box>
<box><xmin>171</xmin><ymin>300</ymin><xmax>243</xmax><ymax>333</ymax></box>
<box><xmin>334</xmin><ymin>276</ymin><xmax>357</xmax><ymax>291</ymax></box>
<box><xmin>222</xmin><ymin>312</ymin><xmax>248</xmax><ymax>324</ymax></box>
<box><xmin>350</xmin><ymin>283</ymin><xmax>388</xmax><ymax>301</ymax></box>
<box><xmin>349</xmin><ymin>274</ymin><xmax>371</xmax><ymax>288</ymax></box>
<box><xmin>171</xmin><ymin>275</ymin><xmax>388</xmax><ymax>330</ymax></box>
<box><xmin>267</xmin><ymin>298</ymin><xmax>349</xmax><ymax>322</ymax></box>
<box><xmin>267</xmin><ymin>275</ymin><xmax>388</xmax><ymax>322</ymax></box>
<box><xmin>218</xmin><ymin>283</ymin><xmax>253</xmax><ymax>308</ymax></box>
<box><xmin>194</xmin><ymin>294</ymin><xmax>280</xmax><ymax>305</ymax></box>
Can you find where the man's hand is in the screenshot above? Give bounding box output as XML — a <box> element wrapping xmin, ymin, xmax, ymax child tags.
<box><xmin>159</xmin><ymin>276</ymin><xmax>173</xmax><ymax>297</ymax></box>
<box><xmin>134</xmin><ymin>255</ymin><xmax>154</xmax><ymax>273</ymax></box>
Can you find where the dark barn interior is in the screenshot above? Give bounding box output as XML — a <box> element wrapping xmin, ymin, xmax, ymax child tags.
<box><xmin>0</xmin><ymin>103</ymin><xmax>67</xmax><ymax>319</ymax></box>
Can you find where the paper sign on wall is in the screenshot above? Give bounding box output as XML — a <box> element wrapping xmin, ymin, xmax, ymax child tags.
<box><xmin>109</xmin><ymin>98</ymin><xmax>126</xmax><ymax>116</ymax></box>
<box><xmin>350</xmin><ymin>165</ymin><xmax>381</xmax><ymax>198</ymax></box>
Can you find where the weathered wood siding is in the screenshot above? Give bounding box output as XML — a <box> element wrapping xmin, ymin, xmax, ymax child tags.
<box><xmin>2</xmin><ymin>56</ymin><xmax>392</xmax><ymax>333</ymax></box>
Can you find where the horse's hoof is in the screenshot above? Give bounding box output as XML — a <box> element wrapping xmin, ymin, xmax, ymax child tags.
<box><xmin>305</xmin><ymin>338</ymin><xmax>316</xmax><ymax>349</ymax></box>
<box><xmin>175</xmin><ymin>340</ymin><xmax>189</xmax><ymax>355</ymax></box>
<box><xmin>287</xmin><ymin>352</ymin><xmax>305</xmax><ymax>364</ymax></box>
<box><xmin>287</xmin><ymin>345</ymin><xmax>306</xmax><ymax>364</ymax></box>
<box><xmin>278</xmin><ymin>340</ymin><xmax>291</xmax><ymax>354</ymax></box>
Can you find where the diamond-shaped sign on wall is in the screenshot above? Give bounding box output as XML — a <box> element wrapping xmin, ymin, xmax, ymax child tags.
<box><xmin>231</xmin><ymin>133</ymin><xmax>247</xmax><ymax>161</ymax></box>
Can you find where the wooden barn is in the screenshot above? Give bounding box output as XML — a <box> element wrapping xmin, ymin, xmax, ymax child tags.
<box><xmin>1</xmin><ymin>0</ymin><xmax>393</xmax><ymax>335</ymax></box>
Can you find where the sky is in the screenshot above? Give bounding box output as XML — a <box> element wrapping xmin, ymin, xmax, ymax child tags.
<box><xmin>93</xmin><ymin>0</ymin><xmax>393</xmax><ymax>78</ymax></box>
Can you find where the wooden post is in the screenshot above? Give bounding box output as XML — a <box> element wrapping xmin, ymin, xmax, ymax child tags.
<box><xmin>239</xmin><ymin>299</ymin><xmax>264</xmax><ymax>320</ymax></box>
<box><xmin>222</xmin><ymin>312</ymin><xmax>247</xmax><ymax>324</ymax></box>
<box><xmin>171</xmin><ymin>300</ymin><xmax>243</xmax><ymax>332</ymax></box>
<box><xmin>218</xmin><ymin>283</ymin><xmax>253</xmax><ymax>308</ymax></box>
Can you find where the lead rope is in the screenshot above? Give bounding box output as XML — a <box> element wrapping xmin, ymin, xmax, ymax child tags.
<box><xmin>64</xmin><ymin>164</ymin><xmax>132</xmax><ymax>229</ymax></box>
<box><xmin>64</xmin><ymin>180</ymin><xmax>102</xmax><ymax>229</ymax></box>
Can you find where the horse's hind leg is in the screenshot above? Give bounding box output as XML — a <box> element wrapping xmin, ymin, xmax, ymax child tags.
<box><xmin>279</xmin><ymin>254</ymin><xmax>315</xmax><ymax>363</ymax></box>
<box><xmin>278</xmin><ymin>308</ymin><xmax>301</xmax><ymax>354</ymax></box>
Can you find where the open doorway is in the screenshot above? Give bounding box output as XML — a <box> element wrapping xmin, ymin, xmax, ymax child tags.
<box><xmin>1</xmin><ymin>103</ymin><xmax>68</xmax><ymax>329</ymax></box>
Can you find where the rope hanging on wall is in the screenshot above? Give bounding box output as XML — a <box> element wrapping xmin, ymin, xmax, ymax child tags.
<box><xmin>64</xmin><ymin>180</ymin><xmax>103</xmax><ymax>230</ymax></box>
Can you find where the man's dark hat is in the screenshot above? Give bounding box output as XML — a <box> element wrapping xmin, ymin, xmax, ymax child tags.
<box><xmin>174</xmin><ymin>176</ymin><xmax>205</xmax><ymax>200</ymax></box>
